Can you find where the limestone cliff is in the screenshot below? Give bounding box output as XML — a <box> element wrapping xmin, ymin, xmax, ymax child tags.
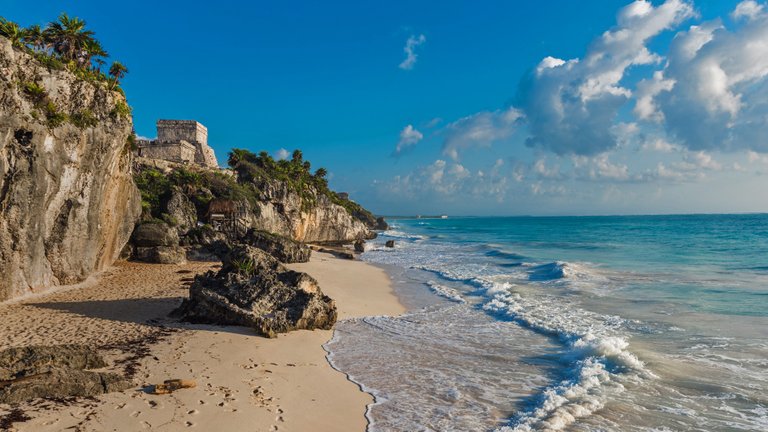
<box><xmin>248</xmin><ymin>179</ymin><xmax>375</xmax><ymax>243</ymax></box>
<box><xmin>0</xmin><ymin>39</ymin><xmax>141</xmax><ymax>301</ymax></box>
<box><xmin>134</xmin><ymin>158</ymin><xmax>378</xmax><ymax>245</ymax></box>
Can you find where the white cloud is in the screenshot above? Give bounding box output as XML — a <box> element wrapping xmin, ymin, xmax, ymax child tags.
<box><xmin>394</xmin><ymin>124</ymin><xmax>423</xmax><ymax>156</ymax></box>
<box><xmin>399</xmin><ymin>34</ymin><xmax>426</xmax><ymax>70</ymax></box>
<box><xmin>732</xmin><ymin>0</ymin><xmax>764</xmax><ymax>20</ymax></box>
<box><xmin>521</xmin><ymin>0</ymin><xmax>694</xmax><ymax>155</ymax></box>
<box><xmin>646</xmin><ymin>4</ymin><xmax>768</xmax><ymax>152</ymax></box>
<box><xmin>442</xmin><ymin>107</ymin><xmax>523</xmax><ymax>160</ymax></box>
<box><xmin>640</xmin><ymin>138</ymin><xmax>679</xmax><ymax>153</ymax></box>
<box><xmin>274</xmin><ymin>148</ymin><xmax>290</xmax><ymax>160</ymax></box>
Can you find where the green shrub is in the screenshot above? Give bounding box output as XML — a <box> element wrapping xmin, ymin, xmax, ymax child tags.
<box><xmin>70</xmin><ymin>109</ymin><xmax>98</xmax><ymax>129</ymax></box>
<box><xmin>230</xmin><ymin>258</ymin><xmax>256</xmax><ymax>275</ymax></box>
<box><xmin>110</xmin><ymin>100</ymin><xmax>131</xmax><ymax>118</ymax></box>
<box><xmin>43</xmin><ymin>101</ymin><xmax>68</xmax><ymax>128</ymax></box>
<box><xmin>21</xmin><ymin>81</ymin><xmax>46</xmax><ymax>103</ymax></box>
<box><xmin>134</xmin><ymin>168</ymin><xmax>171</xmax><ymax>218</ymax></box>
<box><xmin>33</xmin><ymin>52</ymin><xmax>65</xmax><ymax>71</ymax></box>
<box><xmin>161</xmin><ymin>213</ymin><xmax>178</xmax><ymax>226</ymax></box>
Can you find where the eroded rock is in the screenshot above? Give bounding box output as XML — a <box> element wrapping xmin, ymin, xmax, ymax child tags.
<box><xmin>0</xmin><ymin>345</ymin><xmax>131</xmax><ymax>403</ymax></box>
<box><xmin>173</xmin><ymin>245</ymin><xmax>337</xmax><ymax>338</ymax></box>
<box><xmin>131</xmin><ymin>222</ymin><xmax>186</xmax><ymax>264</ymax></box>
<box><xmin>162</xmin><ymin>189</ymin><xmax>197</xmax><ymax>235</ymax></box>
<box><xmin>243</xmin><ymin>229</ymin><xmax>311</xmax><ymax>263</ymax></box>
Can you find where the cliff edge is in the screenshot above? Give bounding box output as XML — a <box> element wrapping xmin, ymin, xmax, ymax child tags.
<box><xmin>0</xmin><ymin>38</ymin><xmax>141</xmax><ymax>301</ymax></box>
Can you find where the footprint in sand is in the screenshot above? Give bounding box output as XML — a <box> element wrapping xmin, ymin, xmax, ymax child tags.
<box><xmin>130</xmin><ymin>411</ymin><xmax>141</xmax><ymax>418</ymax></box>
<box><xmin>187</xmin><ymin>409</ymin><xmax>199</xmax><ymax>415</ymax></box>
<box><xmin>185</xmin><ymin>421</ymin><xmax>194</xmax><ymax>427</ymax></box>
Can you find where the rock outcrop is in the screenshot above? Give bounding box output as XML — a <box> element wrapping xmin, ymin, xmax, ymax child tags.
<box><xmin>173</xmin><ymin>245</ymin><xmax>337</xmax><ymax>338</ymax></box>
<box><xmin>242</xmin><ymin>229</ymin><xmax>311</xmax><ymax>263</ymax></box>
<box><xmin>353</xmin><ymin>239</ymin><xmax>366</xmax><ymax>253</ymax></box>
<box><xmin>162</xmin><ymin>189</ymin><xmax>197</xmax><ymax>235</ymax></box>
<box><xmin>0</xmin><ymin>39</ymin><xmax>141</xmax><ymax>301</ymax></box>
<box><xmin>248</xmin><ymin>180</ymin><xmax>375</xmax><ymax>243</ymax></box>
<box><xmin>0</xmin><ymin>345</ymin><xmax>132</xmax><ymax>403</ymax></box>
<box><xmin>130</xmin><ymin>222</ymin><xmax>186</xmax><ymax>264</ymax></box>
<box><xmin>374</xmin><ymin>216</ymin><xmax>388</xmax><ymax>231</ymax></box>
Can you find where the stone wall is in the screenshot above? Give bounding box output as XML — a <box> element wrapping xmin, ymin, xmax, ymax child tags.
<box><xmin>137</xmin><ymin>140</ymin><xmax>196</xmax><ymax>164</ymax></box>
<box><xmin>153</xmin><ymin>120</ymin><xmax>218</xmax><ymax>168</ymax></box>
<box><xmin>157</xmin><ymin>120</ymin><xmax>207</xmax><ymax>146</ymax></box>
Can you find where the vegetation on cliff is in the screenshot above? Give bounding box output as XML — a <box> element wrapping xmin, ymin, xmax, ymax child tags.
<box><xmin>0</xmin><ymin>14</ymin><xmax>128</xmax><ymax>90</ymax></box>
<box><xmin>135</xmin><ymin>148</ymin><xmax>376</xmax><ymax>232</ymax></box>
<box><xmin>227</xmin><ymin>148</ymin><xmax>376</xmax><ymax>221</ymax></box>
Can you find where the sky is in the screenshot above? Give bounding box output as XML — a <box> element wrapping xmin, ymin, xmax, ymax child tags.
<box><xmin>5</xmin><ymin>0</ymin><xmax>768</xmax><ymax>216</ymax></box>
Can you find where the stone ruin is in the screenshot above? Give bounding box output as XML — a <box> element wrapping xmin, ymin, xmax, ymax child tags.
<box><xmin>135</xmin><ymin>120</ymin><xmax>219</xmax><ymax>168</ymax></box>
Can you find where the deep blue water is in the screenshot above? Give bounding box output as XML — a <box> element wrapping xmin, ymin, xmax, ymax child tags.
<box><xmin>326</xmin><ymin>214</ymin><xmax>768</xmax><ymax>431</ymax></box>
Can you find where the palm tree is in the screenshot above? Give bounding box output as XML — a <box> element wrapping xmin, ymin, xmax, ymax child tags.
<box><xmin>22</xmin><ymin>24</ymin><xmax>46</xmax><ymax>51</ymax></box>
<box><xmin>43</xmin><ymin>13</ymin><xmax>96</xmax><ymax>62</ymax></box>
<box><xmin>108</xmin><ymin>61</ymin><xmax>128</xmax><ymax>89</ymax></box>
<box><xmin>82</xmin><ymin>38</ymin><xmax>108</xmax><ymax>69</ymax></box>
<box><xmin>94</xmin><ymin>58</ymin><xmax>106</xmax><ymax>74</ymax></box>
<box><xmin>314</xmin><ymin>168</ymin><xmax>328</xmax><ymax>179</ymax></box>
<box><xmin>0</xmin><ymin>17</ymin><xmax>24</xmax><ymax>47</ymax></box>
<box><xmin>291</xmin><ymin>149</ymin><xmax>303</xmax><ymax>163</ymax></box>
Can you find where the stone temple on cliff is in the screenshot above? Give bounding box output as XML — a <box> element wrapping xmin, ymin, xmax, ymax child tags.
<box><xmin>135</xmin><ymin>120</ymin><xmax>219</xmax><ymax>168</ymax></box>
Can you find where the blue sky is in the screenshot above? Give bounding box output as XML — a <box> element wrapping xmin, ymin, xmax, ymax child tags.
<box><xmin>5</xmin><ymin>0</ymin><xmax>768</xmax><ymax>215</ymax></box>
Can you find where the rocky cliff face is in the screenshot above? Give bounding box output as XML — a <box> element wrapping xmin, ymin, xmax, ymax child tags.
<box><xmin>0</xmin><ymin>39</ymin><xmax>141</xmax><ymax>301</ymax></box>
<box><xmin>248</xmin><ymin>180</ymin><xmax>375</xmax><ymax>243</ymax></box>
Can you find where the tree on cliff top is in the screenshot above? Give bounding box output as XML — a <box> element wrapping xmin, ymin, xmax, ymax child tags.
<box><xmin>0</xmin><ymin>17</ymin><xmax>24</xmax><ymax>47</ymax></box>
<box><xmin>0</xmin><ymin>13</ymin><xmax>127</xmax><ymax>90</ymax></box>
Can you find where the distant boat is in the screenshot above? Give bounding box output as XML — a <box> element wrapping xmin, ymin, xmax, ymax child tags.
<box><xmin>441</xmin><ymin>215</ymin><xmax>448</xmax><ymax>219</ymax></box>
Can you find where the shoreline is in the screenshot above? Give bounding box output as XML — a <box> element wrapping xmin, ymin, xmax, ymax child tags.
<box><xmin>0</xmin><ymin>251</ymin><xmax>405</xmax><ymax>431</ymax></box>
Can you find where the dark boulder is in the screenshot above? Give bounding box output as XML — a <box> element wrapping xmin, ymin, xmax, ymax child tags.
<box><xmin>385</xmin><ymin>240</ymin><xmax>395</xmax><ymax>248</ymax></box>
<box><xmin>133</xmin><ymin>246</ymin><xmax>186</xmax><ymax>264</ymax></box>
<box><xmin>242</xmin><ymin>229</ymin><xmax>311</xmax><ymax>263</ymax></box>
<box><xmin>181</xmin><ymin>225</ymin><xmax>231</xmax><ymax>261</ymax></box>
<box><xmin>0</xmin><ymin>345</ymin><xmax>131</xmax><ymax>403</ymax></box>
<box><xmin>0</xmin><ymin>345</ymin><xmax>106</xmax><ymax>380</ymax></box>
<box><xmin>353</xmin><ymin>239</ymin><xmax>366</xmax><ymax>253</ymax></box>
<box><xmin>0</xmin><ymin>368</ymin><xmax>131</xmax><ymax>404</ymax></box>
<box><xmin>374</xmin><ymin>217</ymin><xmax>389</xmax><ymax>231</ymax></box>
<box><xmin>131</xmin><ymin>221</ymin><xmax>179</xmax><ymax>247</ymax></box>
<box><xmin>131</xmin><ymin>222</ymin><xmax>186</xmax><ymax>264</ymax></box>
<box><xmin>173</xmin><ymin>246</ymin><xmax>337</xmax><ymax>338</ymax></box>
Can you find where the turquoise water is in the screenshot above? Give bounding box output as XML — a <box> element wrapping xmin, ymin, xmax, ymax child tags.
<box><xmin>325</xmin><ymin>214</ymin><xmax>768</xmax><ymax>431</ymax></box>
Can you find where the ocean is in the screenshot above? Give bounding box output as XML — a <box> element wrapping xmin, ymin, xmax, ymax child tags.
<box><xmin>324</xmin><ymin>215</ymin><xmax>768</xmax><ymax>431</ymax></box>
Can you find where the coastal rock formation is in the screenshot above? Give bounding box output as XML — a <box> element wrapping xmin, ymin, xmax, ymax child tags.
<box><xmin>354</xmin><ymin>239</ymin><xmax>366</xmax><ymax>253</ymax></box>
<box><xmin>374</xmin><ymin>216</ymin><xmax>389</xmax><ymax>231</ymax></box>
<box><xmin>0</xmin><ymin>38</ymin><xmax>141</xmax><ymax>301</ymax></box>
<box><xmin>131</xmin><ymin>222</ymin><xmax>186</xmax><ymax>264</ymax></box>
<box><xmin>242</xmin><ymin>228</ymin><xmax>311</xmax><ymax>263</ymax></box>
<box><xmin>385</xmin><ymin>240</ymin><xmax>395</xmax><ymax>248</ymax></box>
<box><xmin>173</xmin><ymin>245</ymin><xmax>337</xmax><ymax>338</ymax></box>
<box><xmin>162</xmin><ymin>189</ymin><xmax>198</xmax><ymax>235</ymax></box>
<box><xmin>0</xmin><ymin>345</ymin><xmax>132</xmax><ymax>403</ymax></box>
<box><xmin>248</xmin><ymin>180</ymin><xmax>375</xmax><ymax>243</ymax></box>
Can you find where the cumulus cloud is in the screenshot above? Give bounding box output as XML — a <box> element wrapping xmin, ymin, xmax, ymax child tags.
<box><xmin>521</xmin><ymin>0</ymin><xmax>694</xmax><ymax>155</ymax></box>
<box><xmin>641</xmin><ymin>3</ymin><xmax>768</xmax><ymax>152</ymax></box>
<box><xmin>274</xmin><ymin>148</ymin><xmax>290</xmax><ymax>160</ymax></box>
<box><xmin>399</xmin><ymin>34</ymin><xmax>426</xmax><ymax>70</ymax></box>
<box><xmin>732</xmin><ymin>0</ymin><xmax>764</xmax><ymax>20</ymax></box>
<box><xmin>442</xmin><ymin>107</ymin><xmax>523</xmax><ymax>160</ymax></box>
<box><xmin>393</xmin><ymin>124</ymin><xmax>423</xmax><ymax>156</ymax></box>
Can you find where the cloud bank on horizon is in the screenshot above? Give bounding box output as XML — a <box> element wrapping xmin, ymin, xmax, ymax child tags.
<box><xmin>381</xmin><ymin>0</ymin><xmax>768</xmax><ymax>215</ymax></box>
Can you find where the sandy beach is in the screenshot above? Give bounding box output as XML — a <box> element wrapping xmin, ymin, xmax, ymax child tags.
<box><xmin>0</xmin><ymin>252</ymin><xmax>404</xmax><ymax>431</ymax></box>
